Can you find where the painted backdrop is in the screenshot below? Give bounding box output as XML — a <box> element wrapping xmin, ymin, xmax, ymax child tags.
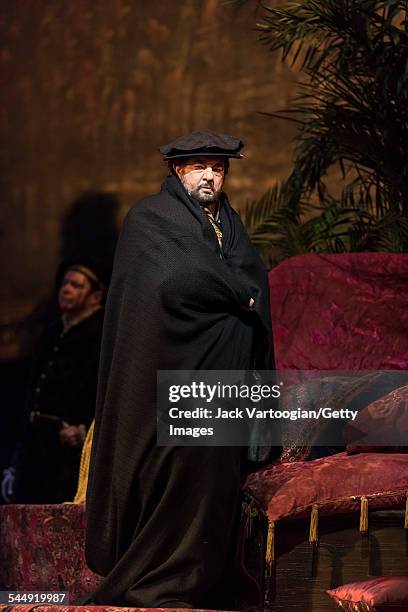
<box><xmin>0</xmin><ymin>0</ymin><xmax>299</xmax><ymax>350</ymax></box>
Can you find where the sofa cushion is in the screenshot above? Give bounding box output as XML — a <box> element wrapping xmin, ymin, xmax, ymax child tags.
<box><xmin>244</xmin><ymin>452</ymin><xmax>408</xmax><ymax>521</ymax></box>
<box><xmin>345</xmin><ymin>384</ymin><xmax>408</xmax><ymax>453</ymax></box>
<box><xmin>327</xmin><ymin>576</ymin><xmax>408</xmax><ymax>611</ymax></box>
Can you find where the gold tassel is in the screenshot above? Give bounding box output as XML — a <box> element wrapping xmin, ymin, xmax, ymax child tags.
<box><xmin>405</xmin><ymin>492</ymin><xmax>408</xmax><ymax>529</ymax></box>
<box><xmin>265</xmin><ymin>519</ymin><xmax>275</xmax><ymax>575</ymax></box>
<box><xmin>73</xmin><ymin>420</ymin><xmax>95</xmax><ymax>504</ymax></box>
<box><xmin>309</xmin><ymin>504</ymin><xmax>319</xmax><ymax>543</ymax></box>
<box><xmin>360</xmin><ymin>496</ymin><xmax>369</xmax><ymax>533</ymax></box>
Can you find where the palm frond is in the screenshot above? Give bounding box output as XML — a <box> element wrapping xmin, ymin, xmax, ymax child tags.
<box><xmin>232</xmin><ymin>0</ymin><xmax>408</xmax><ymax>265</ymax></box>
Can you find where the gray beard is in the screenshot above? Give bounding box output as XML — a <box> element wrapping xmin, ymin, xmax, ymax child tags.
<box><xmin>190</xmin><ymin>190</ymin><xmax>220</xmax><ymax>204</ymax></box>
<box><xmin>180</xmin><ymin>178</ymin><xmax>221</xmax><ymax>204</ymax></box>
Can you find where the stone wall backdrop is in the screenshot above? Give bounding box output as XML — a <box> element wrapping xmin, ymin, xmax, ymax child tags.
<box><xmin>0</xmin><ymin>0</ymin><xmax>301</xmax><ymax>360</ymax></box>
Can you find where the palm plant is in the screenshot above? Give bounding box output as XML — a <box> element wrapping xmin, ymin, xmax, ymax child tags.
<box><xmin>241</xmin><ymin>175</ymin><xmax>379</xmax><ymax>267</ymax></box>
<box><xmin>238</xmin><ymin>1</ymin><xmax>408</xmax><ymax>265</ymax></box>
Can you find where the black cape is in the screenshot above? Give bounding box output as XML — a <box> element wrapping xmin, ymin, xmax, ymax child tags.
<box><xmin>85</xmin><ymin>175</ymin><xmax>273</xmax><ymax>608</ymax></box>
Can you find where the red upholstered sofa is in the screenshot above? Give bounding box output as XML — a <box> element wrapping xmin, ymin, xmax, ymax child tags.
<box><xmin>0</xmin><ymin>503</ymin><xmax>233</xmax><ymax>611</ymax></box>
<box><xmin>1</xmin><ymin>253</ymin><xmax>407</xmax><ymax>611</ymax></box>
<box><xmin>0</xmin><ymin>604</ymin><xmax>223</xmax><ymax>612</ymax></box>
<box><xmin>242</xmin><ymin>252</ymin><xmax>408</xmax><ymax>611</ymax></box>
<box><xmin>0</xmin><ymin>503</ymin><xmax>100</xmax><ymax>601</ymax></box>
<box><xmin>269</xmin><ymin>252</ymin><xmax>408</xmax><ymax>372</ymax></box>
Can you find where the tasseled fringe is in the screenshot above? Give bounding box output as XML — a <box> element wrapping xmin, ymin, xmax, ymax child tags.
<box><xmin>244</xmin><ymin>498</ymin><xmax>259</xmax><ymax>538</ymax></box>
<box><xmin>73</xmin><ymin>420</ymin><xmax>95</xmax><ymax>504</ymax></box>
<box><xmin>247</xmin><ymin>499</ymin><xmax>259</xmax><ymax>519</ymax></box>
<box><xmin>309</xmin><ymin>504</ymin><xmax>319</xmax><ymax>543</ymax></box>
<box><xmin>405</xmin><ymin>492</ymin><xmax>408</xmax><ymax>529</ymax></box>
<box><xmin>360</xmin><ymin>496</ymin><xmax>369</xmax><ymax>534</ymax></box>
<box><xmin>265</xmin><ymin>519</ymin><xmax>275</xmax><ymax>576</ymax></box>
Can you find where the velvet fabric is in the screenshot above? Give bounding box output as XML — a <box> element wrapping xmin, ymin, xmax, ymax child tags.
<box><xmin>327</xmin><ymin>576</ymin><xmax>408</xmax><ymax>611</ymax></box>
<box><xmin>268</xmin><ymin>253</ymin><xmax>408</xmax><ymax>371</ymax></box>
<box><xmin>276</xmin><ymin>372</ymin><xmax>408</xmax><ymax>464</ymax></box>
<box><xmin>347</xmin><ymin>445</ymin><xmax>407</xmax><ymax>455</ymax></box>
<box><xmin>244</xmin><ymin>452</ymin><xmax>408</xmax><ymax>521</ymax></box>
<box><xmin>0</xmin><ymin>504</ymin><xmax>101</xmax><ymax>601</ymax></box>
<box><xmin>346</xmin><ymin>444</ymin><xmax>408</xmax><ymax>455</ymax></box>
<box><xmin>0</xmin><ymin>608</ymin><xmax>225</xmax><ymax>612</ymax></box>
<box><xmin>277</xmin><ymin>371</ymin><xmax>395</xmax><ymax>450</ymax></box>
<box><xmin>269</xmin><ymin>253</ymin><xmax>408</xmax><ymax>463</ymax></box>
<box><xmin>345</xmin><ymin>384</ymin><xmax>408</xmax><ymax>451</ymax></box>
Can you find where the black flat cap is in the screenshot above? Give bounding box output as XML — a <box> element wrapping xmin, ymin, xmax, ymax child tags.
<box><xmin>160</xmin><ymin>130</ymin><xmax>244</xmax><ymax>160</ymax></box>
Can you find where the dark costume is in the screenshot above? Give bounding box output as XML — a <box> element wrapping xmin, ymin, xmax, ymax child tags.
<box><xmin>11</xmin><ymin>308</ymin><xmax>103</xmax><ymax>503</ymax></box>
<box><xmin>85</xmin><ymin>160</ymin><xmax>273</xmax><ymax>606</ymax></box>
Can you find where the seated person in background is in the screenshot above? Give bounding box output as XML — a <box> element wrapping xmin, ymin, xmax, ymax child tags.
<box><xmin>1</xmin><ymin>261</ymin><xmax>105</xmax><ymax>504</ymax></box>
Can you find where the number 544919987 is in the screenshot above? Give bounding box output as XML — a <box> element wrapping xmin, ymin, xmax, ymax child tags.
<box><xmin>0</xmin><ymin>591</ymin><xmax>68</xmax><ymax>604</ymax></box>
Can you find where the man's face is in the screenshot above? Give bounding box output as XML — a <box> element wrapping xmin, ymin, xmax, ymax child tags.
<box><xmin>58</xmin><ymin>270</ymin><xmax>97</xmax><ymax>315</ymax></box>
<box><xmin>174</xmin><ymin>156</ymin><xmax>225</xmax><ymax>204</ymax></box>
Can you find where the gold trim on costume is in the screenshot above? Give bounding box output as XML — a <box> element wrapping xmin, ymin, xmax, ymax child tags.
<box><xmin>68</xmin><ymin>265</ymin><xmax>104</xmax><ymax>289</ymax></box>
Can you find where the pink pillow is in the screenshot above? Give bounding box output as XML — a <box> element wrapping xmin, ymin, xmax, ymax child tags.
<box><xmin>327</xmin><ymin>576</ymin><xmax>408</xmax><ymax>611</ymax></box>
<box><xmin>345</xmin><ymin>384</ymin><xmax>408</xmax><ymax>453</ymax></box>
<box><xmin>244</xmin><ymin>452</ymin><xmax>408</xmax><ymax>521</ymax></box>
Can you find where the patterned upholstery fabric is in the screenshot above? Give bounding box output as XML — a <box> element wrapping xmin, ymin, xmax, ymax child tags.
<box><xmin>0</xmin><ymin>474</ymin><xmax>233</xmax><ymax>611</ymax></box>
<box><xmin>245</xmin><ymin>452</ymin><xmax>408</xmax><ymax>521</ymax></box>
<box><xmin>345</xmin><ymin>384</ymin><xmax>408</xmax><ymax>451</ymax></box>
<box><xmin>268</xmin><ymin>252</ymin><xmax>408</xmax><ymax>462</ymax></box>
<box><xmin>0</xmin><ymin>504</ymin><xmax>101</xmax><ymax>601</ymax></box>
<box><xmin>269</xmin><ymin>252</ymin><xmax>408</xmax><ymax>371</ymax></box>
<box><xmin>0</xmin><ymin>608</ymin><xmax>224</xmax><ymax>612</ymax></box>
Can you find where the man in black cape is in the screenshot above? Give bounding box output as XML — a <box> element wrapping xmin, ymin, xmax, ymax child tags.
<box><xmin>85</xmin><ymin>131</ymin><xmax>274</xmax><ymax>608</ymax></box>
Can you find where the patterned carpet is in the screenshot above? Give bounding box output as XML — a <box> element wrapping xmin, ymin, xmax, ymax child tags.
<box><xmin>0</xmin><ymin>607</ymin><xmax>228</xmax><ymax>612</ymax></box>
